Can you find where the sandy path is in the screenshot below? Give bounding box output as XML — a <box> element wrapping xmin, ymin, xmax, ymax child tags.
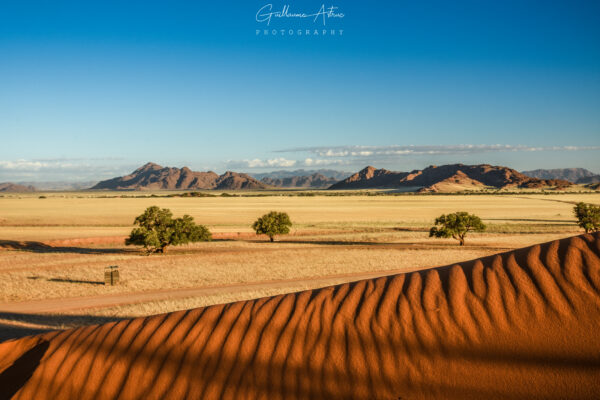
<box><xmin>0</xmin><ymin>269</ymin><xmax>408</xmax><ymax>314</ymax></box>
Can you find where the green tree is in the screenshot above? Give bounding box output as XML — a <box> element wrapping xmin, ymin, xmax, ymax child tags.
<box><xmin>573</xmin><ymin>202</ymin><xmax>600</xmax><ymax>233</ymax></box>
<box><xmin>252</xmin><ymin>211</ymin><xmax>292</xmax><ymax>242</ymax></box>
<box><xmin>125</xmin><ymin>206</ymin><xmax>211</xmax><ymax>253</ymax></box>
<box><xmin>429</xmin><ymin>211</ymin><xmax>486</xmax><ymax>246</ymax></box>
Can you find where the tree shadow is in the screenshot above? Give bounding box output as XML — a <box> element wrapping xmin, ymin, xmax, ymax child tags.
<box><xmin>484</xmin><ymin>218</ymin><xmax>573</xmax><ymax>223</ymax></box>
<box><xmin>391</xmin><ymin>227</ymin><xmax>428</xmax><ymax>232</ymax></box>
<box><xmin>273</xmin><ymin>239</ymin><xmax>504</xmax><ymax>250</ymax></box>
<box><xmin>0</xmin><ymin>240</ymin><xmax>134</xmax><ymax>255</ymax></box>
<box><xmin>276</xmin><ymin>239</ymin><xmax>417</xmax><ymax>246</ymax></box>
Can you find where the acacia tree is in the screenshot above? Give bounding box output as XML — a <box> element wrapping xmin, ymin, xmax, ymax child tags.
<box><xmin>125</xmin><ymin>206</ymin><xmax>211</xmax><ymax>253</ymax></box>
<box><xmin>573</xmin><ymin>202</ymin><xmax>600</xmax><ymax>233</ymax></box>
<box><xmin>252</xmin><ymin>211</ymin><xmax>292</xmax><ymax>242</ymax></box>
<box><xmin>429</xmin><ymin>211</ymin><xmax>486</xmax><ymax>246</ymax></box>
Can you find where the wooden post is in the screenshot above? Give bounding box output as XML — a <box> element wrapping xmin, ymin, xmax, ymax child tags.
<box><xmin>104</xmin><ymin>265</ymin><xmax>120</xmax><ymax>285</ymax></box>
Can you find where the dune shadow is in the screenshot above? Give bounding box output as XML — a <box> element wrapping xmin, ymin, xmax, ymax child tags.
<box><xmin>276</xmin><ymin>239</ymin><xmax>408</xmax><ymax>246</ymax></box>
<box><xmin>0</xmin><ymin>324</ymin><xmax>54</xmax><ymax>344</ymax></box>
<box><xmin>7</xmin><ymin>299</ymin><xmax>599</xmax><ymax>399</ymax></box>
<box><xmin>0</xmin><ymin>240</ymin><xmax>133</xmax><ymax>255</ymax></box>
<box><xmin>0</xmin><ymin>339</ymin><xmax>49</xmax><ymax>400</ymax></box>
<box><xmin>0</xmin><ymin>312</ymin><xmax>130</xmax><ymax>343</ymax></box>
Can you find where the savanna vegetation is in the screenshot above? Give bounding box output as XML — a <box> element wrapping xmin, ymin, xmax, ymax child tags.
<box><xmin>429</xmin><ymin>212</ymin><xmax>486</xmax><ymax>246</ymax></box>
<box><xmin>252</xmin><ymin>211</ymin><xmax>292</xmax><ymax>242</ymax></box>
<box><xmin>1</xmin><ymin>192</ymin><xmax>599</xmax><ymax>336</ymax></box>
<box><xmin>573</xmin><ymin>202</ymin><xmax>600</xmax><ymax>233</ymax></box>
<box><xmin>125</xmin><ymin>206</ymin><xmax>211</xmax><ymax>253</ymax></box>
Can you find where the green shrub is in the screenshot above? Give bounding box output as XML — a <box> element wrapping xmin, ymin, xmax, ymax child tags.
<box><xmin>252</xmin><ymin>211</ymin><xmax>292</xmax><ymax>242</ymax></box>
<box><xmin>573</xmin><ymin>202</ymin><xmax>600</xmax><ymax>233</ymax></box>
<box><xmin>429</xmin><ymin>211</ymin><xmax>486</xmax><ymax>246</ymax></box>
<box><xmin>125</xmin><ymin>206</ymin><xmax>211</xmax><ymax>253</ymax></box>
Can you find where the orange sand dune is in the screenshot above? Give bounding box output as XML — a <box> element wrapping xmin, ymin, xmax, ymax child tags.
<box><xmin>1</xmin><ymin>233</ymin><xmax>599</xmax><ymax>399</ymax></box>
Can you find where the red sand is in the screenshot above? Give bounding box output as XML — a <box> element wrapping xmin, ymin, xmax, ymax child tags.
<box><xmin>1</xmin><ymin>233</ymin><xmax>599</xmax><ymax>399</ymax></box>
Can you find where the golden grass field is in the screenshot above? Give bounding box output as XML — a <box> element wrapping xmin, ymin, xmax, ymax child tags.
<box><xmin>0</xmin><ymin>192</ymin><xmax>598</xmax><ymax>338</ymax></box>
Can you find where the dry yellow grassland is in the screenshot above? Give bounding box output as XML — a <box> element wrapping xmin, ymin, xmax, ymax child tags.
<box><xmin>0</xmin><ymin>192</ymin><xmax>598</xmax><ymax>334</ymax></box>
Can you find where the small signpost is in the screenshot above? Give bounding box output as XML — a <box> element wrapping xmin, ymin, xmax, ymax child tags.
<box><xmin>104</xmin><ymin>265</ymin><xmax>120</xmax><ymax>285</ymax></box>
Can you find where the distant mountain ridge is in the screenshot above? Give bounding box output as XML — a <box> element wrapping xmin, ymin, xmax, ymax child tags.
<box><xmin>16</xmin><ymin>181</ymin><xmax>98</xmax><ymax>191</ymax></box>
<box><xmin>91</xmin><ymin>163</ymin><xmax>270</xmax><ymax>190</ymax></box>
<box><xmin>261</xmin><ymin>173</ymin><xmax>337</xmax><ymax>188</ymax></box>
<box><xmin>577</xmin><ymin>175</ymin><xmax>600</xmax><ymax>184</ymax></box>
<box><xmin>0</xmin><ymin>182</ymin><xmax>36</xmax><ymax>192</ymax></box>
<box><xmin>522</xmin><ymin>168</ymin><xmax>597</xmax><ymax>182</ymax></box>
<box><xmin>329</xmin><ymin>164</ymin><xmax>573</xmax><ymax>192</ymax></box>
<box><xmin>250</xmin><ymin>169</ymin><xmax>351</xmax><ymax>181</ymax></box>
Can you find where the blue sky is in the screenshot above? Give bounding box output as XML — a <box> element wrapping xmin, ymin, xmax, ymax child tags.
<box><xmin>1</xmin><ymin>0</ymin><xmax>599</xmax><ymax>181</ymax></box>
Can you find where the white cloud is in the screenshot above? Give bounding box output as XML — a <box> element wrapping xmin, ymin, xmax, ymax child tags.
<box><xmin>0</xmin><ymin>158</ymin><xmax>137</xmax><ymax>182</ymax></box>
<box><xmin>0</xmin><ymin>160</ymin><xmax>48</xmax><ymax>170</ymax></box>
<box><xmin>245</xmin><ymin>158</ymin><xmax>267</xmax><ymax>168</ymax></box>
<box><xmin>277</xmin><ymin>144</ymin><xmax>600</xmax><ymax>157</ymax></box>
<box><xmin>226</xmin><ymin>157</ymin><xmax>297</xmax><ymax>169</ymax></box>
<box><xmin>317</xmin><ymin>150</ymin><xmax>349</xmax><ymax>157</ymax></box>
<box><xmin>226</xmin><ymin>157</ymin><xmax>347</xmax><ymax>169</ymax></box>
<box><xmin>303</xmin><ymin>158</ymin><xmax>346</xmax><ymax>167</ymax></box>
<box><xmin>267</xmin><ymin>158</ymin><xmax>296</xmax><ymax>167</ymax></box>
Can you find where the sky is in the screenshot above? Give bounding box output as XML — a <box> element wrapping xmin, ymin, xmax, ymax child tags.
<box><xmin>1</xmin><ymin>0</ymin><xmax>599</xmax><ymax>181</ymax></box>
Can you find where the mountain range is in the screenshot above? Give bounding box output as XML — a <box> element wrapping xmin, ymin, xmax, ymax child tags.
<box><xmin>250</xmin><ymin>169</ymin><xmax>351</xmax><ymax>181</ymax></box>
<box><xmin>521</xmin><ymin>168</ymin><xmax>598</xmax><ymax>182</ymax></box>
<box><xmin>92</xmin><ymin>165</ymin><xmax>347</xmax><ymax>190</ymax></box>
<box><xmin>2</xmin><ymin>163</ymin><xmax>595</xmax><ymax>192</ymax></box>
<box><xmin>0</xmin><ymin>183</ymin><xmax>36</xmax><ymax>192</ymax></box>
<box><xmin>577</xmin><ymin>175</ymin><xmax>600</xmax><ymax>184</ymax></box>
<box><xmin>91</xmin><ymin>163</ymin><xmax>269</xmax><ymax>190</ymax></box>
<box><xmin>329</xmin><ymin>164</ymin><xmax>573</xmax><ymax>192</ymax></box>
<box><xmin>14</xmin><ymin>181</ymin><xmax>99</xmax><ymax>191</ymax></box>
<box><xmin>260</xmin><ymin>173</ymin><xmax>337</xmax><ymax>188</ymax></box>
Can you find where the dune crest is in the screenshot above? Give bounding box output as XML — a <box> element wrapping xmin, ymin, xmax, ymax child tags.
<box><xmin>1</xmin><ymin>234</ymin><xmax>599</xmax><ymax>399</ymax></box>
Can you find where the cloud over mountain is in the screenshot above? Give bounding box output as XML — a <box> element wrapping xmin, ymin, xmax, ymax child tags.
<box><xmin>277</xmin><ymin>144</ymin><xmax>600</xmax><ymax>157</ymax></box>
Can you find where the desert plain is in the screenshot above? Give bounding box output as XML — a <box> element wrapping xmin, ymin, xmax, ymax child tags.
<box><xmin>0</xmin><ymin>191</ymin><xmax>597</xmax><ymax>338</ymax></box>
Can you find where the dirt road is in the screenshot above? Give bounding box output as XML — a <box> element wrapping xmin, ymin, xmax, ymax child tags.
<box><xmin>0</xmin><ymin>268</ymin><xmax>410</xmax><ymax>314</ymax></box>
